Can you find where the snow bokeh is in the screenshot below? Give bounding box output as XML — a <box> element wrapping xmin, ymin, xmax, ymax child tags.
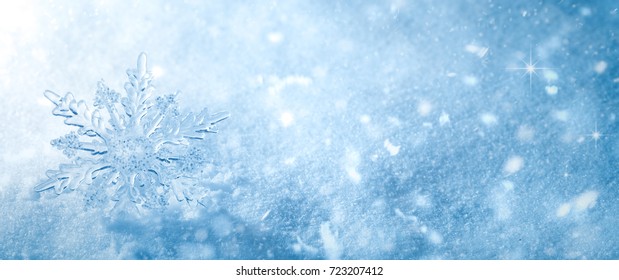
<box><xmin>1</xmin><ymin>0</ymin><xmax>618</xmax><ymax>259</ymax></box>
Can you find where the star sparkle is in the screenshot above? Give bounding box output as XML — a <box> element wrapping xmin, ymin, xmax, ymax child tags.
<box><xmin>507</xmin><ymin>47</ymin><xmax>553</xmax><ymax>91</ymax></box>
<box><xmin>588</xmin><ymin>122</ymin><xmax>603</xmax><ymax>149</ymax></box>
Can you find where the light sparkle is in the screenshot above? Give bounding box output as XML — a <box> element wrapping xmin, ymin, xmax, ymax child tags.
<box><xmin>507</xmin><ymin>47</ymin><xmax>553</xmax><ymax>91</ymax></box>
<box><xmin>588</xmin><ymin>122</ymin><xmax>603</xmax><ymax>149</ymax></box>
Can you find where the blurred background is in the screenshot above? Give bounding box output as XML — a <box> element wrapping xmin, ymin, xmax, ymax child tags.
<box><xmin>0</xmin><ymin>0</ymin><xmax>618</xmax><ymax>259</ymax></box>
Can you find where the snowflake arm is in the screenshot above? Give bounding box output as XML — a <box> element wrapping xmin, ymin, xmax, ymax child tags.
<box><xmin>178</xmin><ymin>109</ymin><xmax>229</xmax><ymax>139</ymax></box>
<box><xmin>45</xmin><ymin>90</ymin><xmax>107</xmax><ymax>138</ymax></box>
<box><xmin>34</xmin><ymin>160</ymin><xmax>110</xmax><ymax>194</ymax></box>
<box><xmin>152</xmin><ymin>106</ymin><xmax>229</xmax><ymax>147</ymax></box>
<box><xmin>94</xmin><ymin>81</ymin><xmax>124</xmax><ymax>131</ymax></box>
<box><xmin>50</xmin><ymin>132</ymin><xmax>107</xmax><ymax>157</ymax></box>
<box><xmin>122</xmin><ymin>52</ymin><xmax>154</xmax><ymax>130</ymax></box>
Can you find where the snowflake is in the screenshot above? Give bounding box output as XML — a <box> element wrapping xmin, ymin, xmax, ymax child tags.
<box><xmin>35</xmin><ymin>53</ymin><xmax>229</xmax><ymax>210</ymax></box>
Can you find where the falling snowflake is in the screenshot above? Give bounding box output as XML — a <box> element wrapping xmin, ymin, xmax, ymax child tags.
<box><xmin>36</xmin><ymin>53</ymin><xmax>229</xmax><ymax>210</ymax></box>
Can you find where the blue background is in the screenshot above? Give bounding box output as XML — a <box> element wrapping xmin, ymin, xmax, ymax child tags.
<box><xmin>0</xmin><ymin>0</ymin><xmax>618</xmax><ymax>259</ymax></box>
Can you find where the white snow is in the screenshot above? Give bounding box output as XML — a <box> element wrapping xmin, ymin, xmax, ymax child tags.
<box><xmin>335</xmin><ymin>99</ymin><xmax>347</xmax><ymax>110</ymax></box>
<box><xmin>260</xmin><ymin>209</ymin><xmax>271</xmax><ymax>221</ymax></box>
<box><xmin>492</xmin><ymin>181</ymin><xmax>514</xmax><ymax>221</ymax></box>
<box><xmin>556</xmin><ymin>190</ymin><xmax>600</xmax><ymax>218</ymax></box>
<box><xmin>2</xmin><ymin>148</ymin><xmax>36</xmax><ymax>163</ymax></box>
<box><xmin>516</xmin><ymin>125</ymin><xmax>535</xmax><ymax>142</ymax></box>
<box><xmin>312</xmin><ymin>66</ymin><xmax>327</xmax><ymax>79</ymax></box>
<box><xmin>370</xmin><ymin>153</ymin><xmax>378</xmax><ymax>161</ymax></box>
<box><xmin>419</xmin><ymin>225</ymin><xmax>428</xmax><ymax>234</ymax></box>
<box><xmin>439</xmin><ymin>112</ymin><xmax>450</xmax><ymax>126</ymax></box>
<box><xmin>267</xmin><ymin>75</ymin><xmax>312</xmax><ymax>95</ymax></box>
<box><xmin>480</xmin><ymin>113</ymin><xmax>498</xmax><ymax>126</ymax></box>
<box><xmin>573</xmin><ymin>191</ymin><xmax>599</xmax><ymax>212</ymax></box>
<box><xmin>359</xmin><ymin>114</ymin><xmax>371</xmax><ymax>124</ymax></box>
<box><xmin>495</xmin><ymin>203</ymin><xmax>511</xmax><ymax>221</ymax></box>
<box><xmin>283</xmin><ymin>157</ymin><xmax>296</xmax><ymax>165</ymax></box>
<box><xmin>0</xmin><ymin>1</ymin><xmax>37</xmax><ymax>35</ymax></box>
<box><xmin>556</xmin><ymin>203</ymin><xmax>572</xmax><ymax>218</ymax></box>
<box><xmin>502</xmin><ymin>180</ymin><xmax>514</xmax><ymax>191</ymax></box>
<box><xmin>292</xmin><ymin>236</ymin><xmax>319</xmax><ymax>255</ymax></box>
<box><xmin>462</xmin><ymin>75</ymin><xmax>478</xmax><ymax>86</ymax></box>
<box><xmin>388</xmin><ymin>116</ymin><xmax>401</xmax><ymax>126</ymax></box>
<box><xmin>465</xmin><ymin>44</ymin><xmax>489</xmax><ymax>58</ymax></box>
<box><xmin>580</xmin><ymin>7</ymin><xmax>592</xmax><ymax>16</ymax></box>
<box><xmin>280</xmin><ymin>111</ymin><xmax>294</xmax><ymax>127</ymax></box>
<box><xmin>594</xmin><ymin>61</ymin><xmax>607</xmax><ymax>74</ymax></box>
<box><xmin>346</xmin><ymin>167</ymin><xmax>361</xmax><ymax>184</ymax></box>
<box><xmin>267</xmin><ymin>32</ymin><xmax>284</xmax><ymax>44</ymax></box>
<box><xmin>543</xmin><ymin>69</ymin><xmax>559</xmax><ymax>81</ymax></box>
<box><xmin>551</xmin><ymin>110</ymin><xmax>570</xmax><ymax>122</ymax></box>
<box><xmin>344</xmin><ymin>149</ymin><xmax>362</xmax><ymax>184</ymax></box>
<box><xmin>417</xmin><ymin>100</ymin><xmax>433</xmax><ymax>116</ymax></box>
<box><xmin>194</xmin><ymin>229</ymin><xmax>209</xmax><ymax>242</ymax></box>
<box><xmin>545</xmin><ymin>85</ymin><xmax>558</xmax><ymax>95</ymax></box>
<box><xmin>503</xmin><ymin>156</ymin><xmax>524</xmax><ymax>174</ymax></box>
<box><xmin>320</xmin><ymin>222</ymin><xmax>341</xmax><ymax>260</ymax></box>
<box><xmin>415</xmin><ymin>194</ymin><xmax>431</xmax><ymax>208</ymax></box>
<box><xmin>151</xmin><ymin>65</ymin><xmax>164</xmax><ymax>78</ymax></box>
<box><xmin>383</xmin><ymin>139</ymin><xmax>400</xmax><ymax>156</ymax></box>
<box><xmin>427</xmin><ymin>230</ymin><xmax>443</xmax><ymax>245</ymax></box>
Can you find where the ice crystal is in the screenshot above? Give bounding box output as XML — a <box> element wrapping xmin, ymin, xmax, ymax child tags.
<box><xmin>36</xmin><ymin>53</ymin><xmax>229</xmax><ymax>209</ymax></box>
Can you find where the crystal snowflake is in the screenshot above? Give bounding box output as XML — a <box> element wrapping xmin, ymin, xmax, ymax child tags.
<box><xmin>36</xmin><ymin>53</ymin><xmax>229</xmax><ymax>209</ymax></box>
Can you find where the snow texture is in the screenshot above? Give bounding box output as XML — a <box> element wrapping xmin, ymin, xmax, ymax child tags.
<box><xmin>1</xmin><ymin>0</ymin><xmax>618</xmax><ymax>260</ymax></box>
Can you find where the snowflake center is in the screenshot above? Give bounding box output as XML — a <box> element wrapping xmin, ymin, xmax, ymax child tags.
<box><xmin>107</xmin><ymin>134</ymin><xmax>156</xmax><ymax>173</ymax></box>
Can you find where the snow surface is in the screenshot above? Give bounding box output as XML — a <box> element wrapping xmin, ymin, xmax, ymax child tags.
<box><xmin>1</xmin><ymin>0</ymin><xmax>618</xmax><ymax>259</ymax></box>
